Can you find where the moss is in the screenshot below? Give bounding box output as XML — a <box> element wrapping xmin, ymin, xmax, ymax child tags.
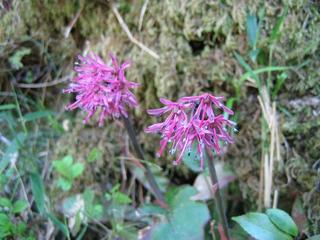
<box><xmin>2</xmin><ymin>0</ymin><xmax>320</xmax><ymax>232</ymax></box>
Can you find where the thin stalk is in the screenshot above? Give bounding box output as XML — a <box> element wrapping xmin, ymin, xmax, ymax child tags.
<box><xmin>206</xmin><ymin>150</ymin><xmax>230</xmax><ymax>240</ymax></box>
<box><xmin>122</xmin><ymin>116</ymin><xmax>166</xmax><ymax>206</ymax></box>
<box><xmin>10</xmin><ymin>82</ymin><xmax>27</xmax><ymax>134</ymax></box>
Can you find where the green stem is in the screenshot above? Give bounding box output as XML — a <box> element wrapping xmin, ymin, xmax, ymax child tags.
<box><xmin>122</xmin><ymin>116</ymin><xmax>166</xmax><ymax>206</ymax></box>
<box><xmin>10</xmin><ymin>82</ymin><xmax>27</xmax><ymax>134</ymax></box>
<box><xmin>267</xmin><ymin>44</ymin><xmax>274</xmax><ymax>93</ymax></box>
<box><xmin>206</xmin><ymin>150</ymin><xmax>231</xmax><ymax>240</ymax></box>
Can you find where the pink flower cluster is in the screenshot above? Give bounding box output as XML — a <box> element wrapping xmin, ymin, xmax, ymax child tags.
<box><xmin>145</xmin><ymin>94</ymin><xmax>236</xmax><ymax>168</ymax></box>
<box><xmin>63</xmin><ymin>53</ymin><xmax>139</xmax><ymax>126</ymax></box>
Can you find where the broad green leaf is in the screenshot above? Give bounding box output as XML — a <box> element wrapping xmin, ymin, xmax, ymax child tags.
<box><xmin>88</xmin><ymin>148</ymin><xmax>102</xmax><ymax>162</ymax></box>
<box><xmin>246</xmin><ymin>13</ymin><xmax>259</xmax><ymax>48</ymax></box>
<box><xmin>266</xmin><ymin>208</ymin><xmax>298</xmax><ymax>237</ymax></box>
<box><xmin>232</xmin><ymin>213</ymin><xmax>292</xmax><ymax>240</ymax></box>
<box><xmin>62</xmin><ymin>155</ymin><xmax>73</xmax><ymax>166</ymax></box>
<box><xmin>0</xmin><ymin>197</ymin><xmax>12</xmax><ymax>209</ymax></box>
<box><xmin>230</xmin><ymin>223</ymin><xmax>250</xmax><ymax>240</ymax></box>
<box><xmin>182</xmin><ymin>143</ymin><xmax>206</xmax><ymax>172</ymax></box>
<box><xmin>12</xmin><ymin>200</ymin><xmax>28</xmax><ymax>213</ymax></box>
<box><xmin>138</xmin><ymin>203</ymin><xmax>167</xmax><ymax>216</ymax></box>
<box><xmin>0</xmin><ymin>213</ymin><xmax>11</xmax><ymax>238</ymax></box>
<box><xmin>0</xmin><ymin>213</ymin><xmax>10</xmax><ymax>225</ymax></box>
<box><xmin>150</xmin><ymin>186</ymin><xmax>210</xmax><ymax>240</ymax></box>
<box><xmin>57</xmin><ymin>177</ymin><xmax>72</xmax><ymax>191</ymax></box>
<box><xmin>52</xmin><ymin>161</ymin><xmax>70</xmax><ymax>178</ymax></box>
<box><xmin>152</xmin><ymin>223</ymin><xmax>173</xmax><ymax>240</ymax></box>
<box><xmin>53</xmin><ymin>155</ymin><xmax>74</xmax><ymax>178</ymax></box>
<box><xmin>22</xmin><ymin>110</ymin><xmax>53</xmax><ymax>122</ymax></box>
<box><xmin>167</xmin><ymin>186</ymin><xmax>197</xmax><ymax>208</ymax></box>
<box><xmin>30</xmin><ymin>172</ymin><xmax>46</xmax><ymax>215</ymax></box>
<box><xmin>71</xmin><ymin>163</ymin><xmax>85</xmax><ymax>178</ymax></box>
<box><xmin>16</xmin><ymin>222</ymin><xmax>27</xmax><ymax>235</ymax></box>
<box><xmin>170</xmin><ymin>202</ymin><xmax>210</xmax><ymax>240</ymax></box>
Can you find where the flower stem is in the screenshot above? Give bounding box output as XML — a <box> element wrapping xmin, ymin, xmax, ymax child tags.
<box><xmin>122</xmin><ymin>116</ymin><xmax>166</xmax><ymax>206</ymax></box>
<box><xmin>206</xmin><ymin>149</ymin><xmax>231</xmax><ymax>240</ymax></box>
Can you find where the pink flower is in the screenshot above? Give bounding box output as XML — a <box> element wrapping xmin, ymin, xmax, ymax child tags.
<box><xmin>145</xmin><ymin>93</ymin><xmax>236</xmax><ymax>168</ymax></box>
<box><xmin>63</xmin><ymin>52</ymin><xmax>139</xmax><ymax>126</ymax></box>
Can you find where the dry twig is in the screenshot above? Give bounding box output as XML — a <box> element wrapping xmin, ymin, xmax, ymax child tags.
<box><xmin>111</xmin><ymin>3</ymin><xmax>160</xmax><ymax>60</ymax></box>
<box><xmin>16</xmin><ymin>75</ymin><xmax>71</xmax><ymax>89</ymax></box>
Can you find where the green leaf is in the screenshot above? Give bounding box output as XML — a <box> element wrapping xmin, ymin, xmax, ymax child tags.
<box><xmin>71</xmin><ymin>163</ymin><xmax>85</xmax><ymax>178</ymax></box>
<box><xmin>82</xmin><ymin>189</ymin><xmax>95</xmax><ymax>204</ymax></box>
<box><xmin>57</xmin><ymin>177</ymin><xmax>72</xmax><ymax>191</ymax></box>
<box><xmin>249</xmin><ymin>48</ymin><xmax>260</xmax><ymax>62</ymax></box>
<box><xmin>92</xmin><ymin>204</ymin><xmax>103</xmax><ymax>219</ymax></box>
<box><xmin>167</xmin><ymin>186</ymin><xmax>197</xmax><ymax>208</ymax></box>
<box><xmin>47</xmin><ymin>213</ymin><xmax>69</xmax><ymax>237</ymax></box>
<box><xmin>88</xmin><ymin>148</ymin><xmax>102</xmax><ymax>162</ymax></box>
<box><xmin>62</xmin><ymin>155</ymin><xmax>74</xmax><ymax>166</ymax></box>
<box><xmin>150</xmin><ymin>186</ymin><xmax>210</xmax><ymax>240</ymax></box>
<box><xmin>152</xmin><ymin>204</ymin><xmax>210</xmax><ymax>240</ymax></box>
<box><xmin>0</xmin><ymin>197</ymin><xmax>12</xmax><ymax>209</ymax></box>
<box><xmin>0</xmin><ymin>213</ymin><xmax>10</xmax><ymax>225</ymax></box>
<box><xmin>138</xmin><ymin>203</ymin><xmax>167</xmax><ymax>216</ymax></box>
<box><xmin>53</xmin><ymin>155</ymin><xmax>75</xmax><ymax>178</ymax></box>
<box><xmin>266</xmin><ymin>208</ymin><xmax>298</xmax><ymax>237</ymax></box>
<box><xmin>232</xmin><ymin>213</ymin><xmax>292</xmax><ymax>240</ymax></box>
<box><xmin>113</xmin><ymin>192</ymin><xmax>132</xmax><ymax>205</ymax></box>
<box><xmin>270</xmin><ymin>7</ymin><xmax>288</xmax><ymax>42</ymax></box>
<box><xmin>0</xmin><ymin>104</ymin><xmax>16</xmax><ymax>111</ymax></box>
<box><xmin>110</xmin><ymin>183</ymin><xmax>121</xmax><ymax>194</ymax></box>
<box><xmin>83</xmin><ymin>190</ymin><xmax>103</xmax><ymax>220</ymax></box>
<box><xmin>246</xmin><ymin>13</ymin><xmax>259</xmax><ymax>48</ymax></box>
<box><xmin>30</xmin><ymin>172</ymin><xmax>46</xmax><ymax>215</ymax></box>
<box><xmin>22</xmin><ymin>110</ymin><xmax>53</xmax><ymax>122</ymax></box>
<box><xmin>182</xmin><ymin>143</ymin><xmax>206</xmax><ymax>172</ymax></box>
<box><xmin>16</xmin><ymin>222</ymin><xmax>27</xmax><ymax>235</ymax></box>
<box><xmin>0</xmin><ymin>133</ymin><xmax>26</xmax><ymax>173</ymax></box>
<box><xmin>234</xmin><ymin>52</ymin><xmax>261</xmax><ymax>89</ymax></box>
<box><xmin>12</xmin><ymin>200</ymin><xmax>28</xmax><ymax>213</ymax></box>
<box><xmin>272</xmin><ymin>72</ymin><xmax>287</xmax><ymax>99</ymax></box>
<box><xmin>238</xmin><ymin>65</ymin><xmax>291</xmax><ymax>85</ymax></box>
<box><xmin>0</xmin><ymin>213</ymin><xmax>11</xmax><ymax>238</ymax></box>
